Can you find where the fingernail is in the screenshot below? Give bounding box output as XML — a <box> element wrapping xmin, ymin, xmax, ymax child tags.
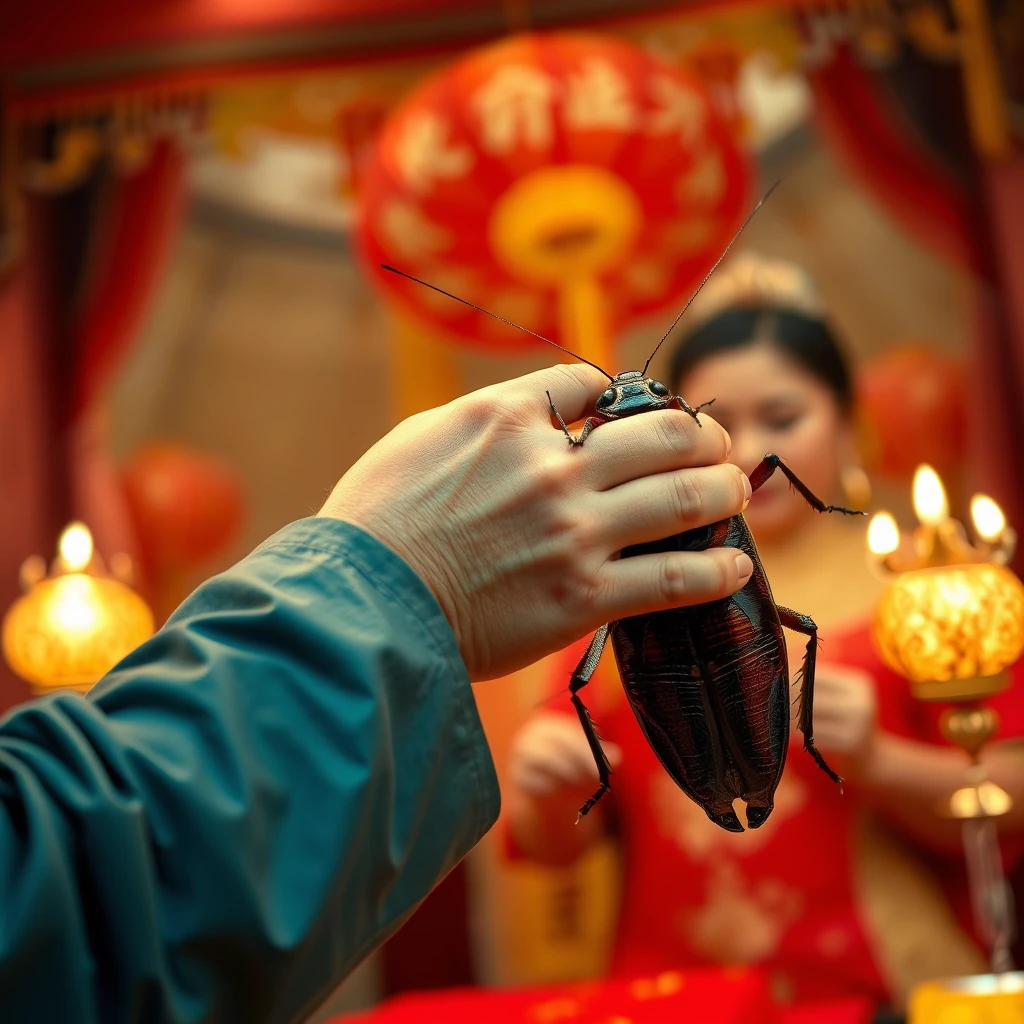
<box><xmin>742</xmin><ymin>474</ymin><xmax>752</xmax><ymax>510</ymax></box>
<box><xmin>735</xmin><ymin>552</ymin><xmax>753</xmax><ymax>584</ymax></box>
<box><xmin>723</xmin><ymin>430</ymin><xmax>733</xmax><ymax>461</ymax></box>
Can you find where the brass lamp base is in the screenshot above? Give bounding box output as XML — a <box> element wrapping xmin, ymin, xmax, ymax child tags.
<box><xmin>941</xmin><ymin>706</ymin><xmax>1013</xmax><ymax>818</ymax></box>
<box><xmin>909</xmin><ymin>972</ymin><xmax>1024</xmax><ymax>1022</ymax></box>
<box><xmin>911</xmin><ymin>670</ymin><xmax>1011</xmax><ymax>703</ymax></box>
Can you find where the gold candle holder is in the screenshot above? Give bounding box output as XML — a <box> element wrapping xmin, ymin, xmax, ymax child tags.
<box><xmin>1</xmin><ymin>523</ymin><xmax>154</xmax><ymax>694</ymax></box>
<box><xmin>868</xmin><ymin>466</ymin><xmax>1022</xmax><ymax>986</ymax></box>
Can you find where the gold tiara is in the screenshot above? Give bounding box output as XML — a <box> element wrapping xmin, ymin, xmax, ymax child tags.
<box><xmin>684</xmin><ymin>252</ymin><xmax>825</xmax><ymax>327</ymax></box>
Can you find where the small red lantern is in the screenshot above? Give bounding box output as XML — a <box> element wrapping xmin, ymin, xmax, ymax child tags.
<box><xmin>120</xmin><ymin>442</ymin><xmax>245</xmax><ymax>574</ymax></box>
<box><xmin>856</xmin><ymin>344</ymin><xmax>968</xmax><ymax>479</ymax></box>
<box><xmin>357</xmin><ymin>32</ymin><xmax>751</xmax><ymax>370</ymax></box>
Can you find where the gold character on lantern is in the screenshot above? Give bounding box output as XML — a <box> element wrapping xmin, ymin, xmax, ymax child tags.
<box><xmin>471</xmin><ymin>65</ymin><xmax>557</xmax><ymax>155</ymax></box>
<box><xmin>376</xmin><ymin>199</ymin><xmax>453</xmax><ymax>263</ymax></box>
<box><xmin>564</xmin><ymin>58</ymin><xmax>638</xmax><ymax>132</ymax></box>
<box><xmin>392</xmin><ymin>111</ymin><xmax>474</xmax><ymax>194</ymax></box>
<box><xmin>676</xmin><ymin>150</ymin><xmax>727</xmax><ymax>208</ymax></box>
<box><xmin>646</xmin><ymin>74</ymin><xmax>707</xmax><ymax>147</ymax></box>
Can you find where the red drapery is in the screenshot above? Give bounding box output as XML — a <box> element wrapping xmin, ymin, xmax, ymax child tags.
<box><xmin>0</xmin><ymin>138</ymin><xmax>185</xmax><ymax>715</ymax></box>
<box><xmin>807</xmin><ymin>46</ymin><xmax>985</xmax><ymax>277</ymax></box>
<box><xmin>808</xmin><ymin>39</ymin><xmax>1024</xmax><ymax>967</ymax></box>
<box><xmin>807</xmin><ymin>45</ymin><xmax>1024</xmax><ymax>576</ymax></box>
<box><xmin>72</xmin><ymin>141</ymin><xmax>186</xmax><ymax>420</ymax></box>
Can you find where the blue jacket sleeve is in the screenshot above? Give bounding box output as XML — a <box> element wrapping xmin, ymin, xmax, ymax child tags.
<box><xmin>0</xmin><ymin>518</ymin><xmax>500</xmax><ymax>1024</ymax></box>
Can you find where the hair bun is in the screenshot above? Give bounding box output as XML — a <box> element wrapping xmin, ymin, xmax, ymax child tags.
<box><xmin>686</xmin><ymin>252</ymin><xmax>824</xmax><ymax>325</ymax></box>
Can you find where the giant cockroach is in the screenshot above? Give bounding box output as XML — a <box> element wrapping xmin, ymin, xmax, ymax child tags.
<box><xmin>382</xmin><ymin>183</ymin><xmax>865</xmax><ymax>832</ymax></box>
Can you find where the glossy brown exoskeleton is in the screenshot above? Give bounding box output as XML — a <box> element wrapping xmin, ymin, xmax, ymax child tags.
<box><xmin>382</xmin><ymin>182</ymin><xmax>865</xmax><ymax>833</ymax></box>
<box><xmin>549</xmin><ymin>371</ymin><xmax>860</xmax><ymax>833</ymax></box>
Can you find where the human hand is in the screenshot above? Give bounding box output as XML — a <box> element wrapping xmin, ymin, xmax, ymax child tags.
<box><xmin>509</xmin><ymin>712</ymin><xmax>622</xmax><ymax>801</ymax></box>
<box><xmin>800</xmin><ymin>663</ymin><xmax>879</xmax><ymax>778</ymax></box>
<box><xmin>320</xmin><ymin>363</ymin><xmax>751</xmax><ymax>680</ymax></box>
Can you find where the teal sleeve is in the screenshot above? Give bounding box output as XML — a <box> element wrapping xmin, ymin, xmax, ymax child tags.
<box><xmin>0</xmin><ymin>518</ymin><xmax>500</xmax><ymax>1024</ymax></box>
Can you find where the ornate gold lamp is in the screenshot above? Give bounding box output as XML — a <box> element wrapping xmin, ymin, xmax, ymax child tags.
<box><xmin>867</xmin><ymin>465</ymin><xmax>1024</xmax><ymax>1017</ymax></box>
<box><xmin>2</xmin><ymin>523</ymin><xmax>154</xmax><ymax>694</ymax></box>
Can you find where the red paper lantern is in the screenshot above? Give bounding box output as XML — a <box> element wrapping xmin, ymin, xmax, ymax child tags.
<box><xmin>856</xmin><ymin>344</ymin><xmax>968</xmax><ymax>479</ymax></box>
<box><xmin>120</xmin><ymin>442</ymin><xmax>245</xmax><ymax>572</ymax></box>
<box><xmin>356</xmin><ymin>32</ymin><xmax>751</xmax><ymax>359</ymax></box>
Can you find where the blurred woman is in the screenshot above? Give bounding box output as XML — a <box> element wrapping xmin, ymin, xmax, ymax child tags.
<box><xmin>505</xmin><ymin>254</ymin><xmax>1024</xmax><ymax>1013</ymax></box>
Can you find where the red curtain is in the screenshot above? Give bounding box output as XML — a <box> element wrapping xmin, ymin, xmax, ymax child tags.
<box><xmin>807</xmin><ymin>46</ymin><xmax>985</xmax><ymax>279</ymax></box>
<box><xmin>808</xmin><ymin>41</ymin><xmax>1024</xmax><ymax>967</ymax></box>
<box><xmin>807</xmin><ymin>45</ymin><xmax>1024</xmax><ymax>572</ymax></box>
<box><xmin>72</xmin><ymin>140</ymin><xmax>186</xmax><ymax>420</ymax></box>
<box><xmin>0</xmin><ymin>230</ymin><xmax>52</xmax><ymax>712</ymax></box>
<box><xmin>0</xmin><ymin>136</ymin><xmax>185</xmax><ymax>715</ymax></box>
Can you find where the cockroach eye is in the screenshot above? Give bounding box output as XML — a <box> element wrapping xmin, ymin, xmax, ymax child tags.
<box><xmin>649</xmin><ymin>380</ymin><xmax>670</xmax><ymax>397</ymax></box>
<box><xmin>596</xmin><ymin>389</ymin><xmax>616</xmax><ymax>409</ymax></box>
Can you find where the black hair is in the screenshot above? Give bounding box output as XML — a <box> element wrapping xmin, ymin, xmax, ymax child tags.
<box><xmin>667</xmin><ymin>306</ymin><xmax>854</xmax><ymax>413</ymax></box>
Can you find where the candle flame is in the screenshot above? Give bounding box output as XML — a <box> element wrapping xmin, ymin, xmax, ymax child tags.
<box><xmin>867</xmin><ymin>512</ymin><xmax>901</xmax><ymax>555</ymax></box>
<box><xmin>970</xmin><ymin>495</ymin><xmax>1006</xmax><ymax>542</ymax></box>
<box><xmin>58</xmin><ymin>523</ymin><xmax>93</xmax><ymax>573</ymax></box>
<box><xmin>912</xmin><ymin>465</ymin><xmax>948</xmax><ymax>527</ymax></box>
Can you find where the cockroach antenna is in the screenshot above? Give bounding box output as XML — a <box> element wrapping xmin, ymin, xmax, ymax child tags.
<box><xmin>379</xmin><ymin>265</ymin><xmax>616</xmax><ymax>381</ymax></box>
<box><xmin>641</xmin><ymin>179</ymin><xmax>781</xmax><ymax>376</ymax></box>
<box><xmin>381</xmin><ymin>181</ymin><xmax>779</xmax><ymax>383</ymax></box>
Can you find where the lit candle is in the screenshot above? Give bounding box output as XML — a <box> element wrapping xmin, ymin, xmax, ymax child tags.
<box><xmin>58</xmin><ymin>522</ymin><xmax>94</xmax><ymax>574</ymax></box>
<box><xmin>969</xmin><ymin>494</ymin><xmax>1015</xmax><ymax>566</ymax></box>
<box><xmin>971</xmin><ymin>495</ymin><xmax>1006</xmax><ymax>542</ymax></box>
<box><xmin>867</xmin><ymin>512</ymin><xmax>900</xmax><ymax>557</ymax></box>
<box><xmin>913</xmin><ymin>464</ymin><xmax>949</xmax><ymax>526</ymax></box>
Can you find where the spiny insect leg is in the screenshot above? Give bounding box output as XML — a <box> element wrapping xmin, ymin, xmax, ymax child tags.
<box><xmin>546</xmin><ymin>391</ymin><xmax>599</xmax><ymax>447</ymax></box>
<box><xmin>777</xmin><ymin>606</ymin><xmax>843</xmax><ymax>791</ymax></box>
<box><xmin>567</xmin><ymin>624</ymin><xmax>613</xmax><ymax>820</ymax></box>
<box><xmin>748</xmin><ymin>454</ymin><xmax>865</xmax><ymax>517</ymax></box>
<box><xmin>674</xmin><ymin>396</ymin><xmax>715</xmax><ymax>426</ymax></box>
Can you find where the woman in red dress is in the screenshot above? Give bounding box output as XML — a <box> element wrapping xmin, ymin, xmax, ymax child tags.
<box><xmin>504</xmin><ymin>256</ymin><xmax>1024</xmax><ymax>1016</ymax></box>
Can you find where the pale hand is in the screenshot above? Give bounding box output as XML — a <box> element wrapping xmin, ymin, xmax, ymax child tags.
<box><xmin>320</xmin><ymin>363</ymin><xmax>751</xmax><ymax>681</ymax></box>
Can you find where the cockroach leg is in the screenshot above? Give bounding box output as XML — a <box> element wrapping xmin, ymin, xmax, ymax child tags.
<box><xmin>777</xmin><ymin>606</ymin><xmax>843</xmax><ymax>790</ymax></box>
<box><xmin>546</xmin><ymin>391</ymin><xmax>598</xmax><ymax>447</ymax></box>
<box><xmin>748</xmin><ymin>454</ymin><xmax>865</xmax><ymax>517</ymax></box>
<box><xmin>567</xmin><ymin>624</ymin><xmax>614</xmax><ymax>820</ymax></box>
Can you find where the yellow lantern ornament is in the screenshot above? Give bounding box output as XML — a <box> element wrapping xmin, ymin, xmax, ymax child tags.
<box><xmin>867</xmin><ymin>464</ymin><xmax>1023</xmax><ymax>1002</ymax></box>
<box><xmin>2</xmin><ymin>523</ymin><xmax>154</xmax><ymax>694</ymax></box>
<box><xmin>869</xmin><ymin>466</ymin><xmax>1024</xmax><ymax>701</ymax></box>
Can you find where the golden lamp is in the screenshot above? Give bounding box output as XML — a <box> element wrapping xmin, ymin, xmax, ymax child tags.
<box><xmin>867</xmin><ymin>465</ymin><xmax>1023</xmax><ymax>1014</ymax></box>
<box><xmin>867</xmin><ymin>465</ymin><xmax>1023</xmax><ymax>820</ymax></box>
<box><xmin>1</xmin><ymin>523</ymin><xmax>154</xmax><ymax>694</ymax></box>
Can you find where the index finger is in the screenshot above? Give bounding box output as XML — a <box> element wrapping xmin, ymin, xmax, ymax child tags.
<box><xmin>507</xmin><ymin>363</ymin><xmax>611</xmax><ymax>424</ymax></box>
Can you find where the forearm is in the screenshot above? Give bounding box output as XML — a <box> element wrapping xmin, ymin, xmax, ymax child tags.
<box><xmin>856</xmin><ymin>732</ymin><xmax>1024</xmax><ymax>852</ymax></box>
<box><xmin>0</xmin><ymin>518</ymin><xmax>500</xmax><ymax>1024</ymax></box>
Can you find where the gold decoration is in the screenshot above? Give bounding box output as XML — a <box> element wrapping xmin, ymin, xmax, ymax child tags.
<box><xmin>872</xmin><ymin>564</ymin><xmax>1024</xmax><ymax>692</ymax></box>
<box><xmin>1</xmin><ymin>523</ymin><xmax>154</xmax><ymax>694</ymax></box>
<box><xmin>868</xmin><ymin>464</ymin><xmax>1021</xmax><ymax>986</ymax></box>
<box><xmin>841</xmin><ymin>464</ymin><xmax>873</xmax><ymax>511</ymax></box>
<box><xmin>681</xmin><ymin>252</ymin><xmax>825</xmax><ymax>329</ymax></box>
<box><xmin>909</xmin><ymin>972</ymin><xmax>1024</xmax><ymax>1022</ymax></box>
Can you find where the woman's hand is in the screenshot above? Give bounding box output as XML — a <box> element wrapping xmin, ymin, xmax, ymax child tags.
<box><xmin>321</xmin><ymin>363</ymin><xmax>750</xmax><ymax>681</ymax></box>
<box><xmin>799</xmin><ymin>662</ymin><xmax>879</xmax><ymax>779</ymax></box>
<box><xmin>509</xmin><ymin>712</ymin><xmax>623</xmax><ymax>800</ymax></box>
<box><xmin>506</xmin><ymin>711</ymin><xmax>621</xmax><ymax>865</ymax></box>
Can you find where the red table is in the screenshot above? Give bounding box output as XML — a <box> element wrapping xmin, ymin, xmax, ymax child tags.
<box><xmin>332</xmin><ymin>968</ymin><xmax>875</xmax><ymax>1024</ymax></box>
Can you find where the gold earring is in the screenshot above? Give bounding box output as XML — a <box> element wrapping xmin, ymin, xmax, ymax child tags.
<box><xmin>841</xmin><ymin>465</ymin><xmax>872</xmax><ymax>510</ymax></box>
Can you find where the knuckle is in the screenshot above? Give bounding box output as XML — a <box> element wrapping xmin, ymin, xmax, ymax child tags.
<box><xmin>531</xmin><ymin>455</ymin><xmax>571</xmax><ymax>499</ymax></box>
<box><xmin>652</xmin><ymin>409</ymin><xmax>697</xmax><ymax>457</ymax></box>
<box><xmin>455</xmin><ymin>391</ymin><xmax>499</xmax><ymax>431</ymax></box>
<box><xmin>670</xmin><ymin>472</ymin><xmax>705</xmax><ymax>524</ymax></box>
<box><xmin>658</xmin><ymin>556</ymin><xmax>690</xmax><ymax>601</ymax></box>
